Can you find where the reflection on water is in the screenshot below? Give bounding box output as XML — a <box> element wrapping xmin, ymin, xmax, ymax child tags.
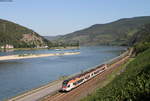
<box><xmin>0</xmin><ymin>46</ymin><xmax>126</xmax><ymax>100</ymax></box>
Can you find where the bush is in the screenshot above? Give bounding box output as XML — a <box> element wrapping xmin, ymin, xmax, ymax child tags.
<box><xmin>134</xmin><ymin>42</ymin><xmax>150</xmax><ymax>55</ymax></box>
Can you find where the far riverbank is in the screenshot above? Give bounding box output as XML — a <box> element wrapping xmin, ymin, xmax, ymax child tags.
<box><xmin>0</xmin><ymin>52</ymin><xmax>80</xmax><ymax>61</ymax></box>
<box><xmin>0</xmin><ymin>46</ymin><xmax>79</xmax><ymax>52</ymax></box>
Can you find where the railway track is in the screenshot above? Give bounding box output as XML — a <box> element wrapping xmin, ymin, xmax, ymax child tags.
<box><xmin>42</xmin><ymin>55</ymin><xmax>129</xmax><ymax>101</ymax></box>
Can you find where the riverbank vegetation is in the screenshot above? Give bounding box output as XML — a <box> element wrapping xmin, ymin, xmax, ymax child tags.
<box><xmin>81</xmin><ymin>24</ymin><xmax>150</xmax><ymax>101</ymax></box>
<box><xmin>0</xmin><ymin>46</ymin><xmax>79</xmax><ymax>51</ymax></box>
<box><xmin>81</xmin><ymin>49</ymin><xmax>150</xmax><ymax>101</ymax></box>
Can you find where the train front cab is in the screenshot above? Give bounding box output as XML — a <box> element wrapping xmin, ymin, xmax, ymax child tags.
<box><xmin>62</xmin><ymin>80</ymin><xmax>74</xmax><ymax>91</ymax></box>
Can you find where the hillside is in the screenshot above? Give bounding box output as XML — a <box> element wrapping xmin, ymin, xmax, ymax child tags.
<box><xmin>81</xmin><ymin>23</ymin><xmax>150</xmax><ymax>101</ymax></box>
<box><xmin>129</xmin><ymin>24</ymin><xmax>150</xmax><ymax>54</ymax></box>
<box><xmin>55</xmin><ymin>16</ymin><xmax>150</xmax><ymax>46</ymax></box>
<box><xmin>44</xmin><ymin>35</ymin><xmax>62</xmax><ymax>41</ymax></box>
<box><xmin>130</xmin><ymin>24</ymin><xmax>150</xmax><ymax>44</ymax></box>
<box><xmin>0</xmin><ymin>19</ymin><xmax>49</xmax><ymax>48</ymax></box>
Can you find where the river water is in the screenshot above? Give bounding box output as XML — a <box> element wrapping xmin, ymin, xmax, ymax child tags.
<box><xmin>0</xmin><ymin>46</ymin><xmax>126</xmax><ymax>100</ymax></box>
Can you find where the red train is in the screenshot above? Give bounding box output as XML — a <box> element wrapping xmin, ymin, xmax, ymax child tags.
<box><xmin>61</xmin><ymin>64</ymin><xmax>107</xmax><ymax>91</ymax></box>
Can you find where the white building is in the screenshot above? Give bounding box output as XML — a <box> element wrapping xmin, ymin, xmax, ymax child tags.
<box><xmin>1</xmin><ymin>44</ymin><xmax>14</xmax><ymax>49</ymax></box>
<box><xmin>36</xmin><ymin>45</ymin><xmax>48</xmax><ymax>48</ymax></box>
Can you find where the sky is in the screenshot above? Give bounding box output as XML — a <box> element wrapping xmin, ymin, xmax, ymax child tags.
<box><xmin>0</xmin><ymin>0</ymin><xmax>150</xmax><ymax>36</ymax></box>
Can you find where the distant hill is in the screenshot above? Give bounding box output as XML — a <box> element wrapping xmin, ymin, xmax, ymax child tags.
<box><xmin>0</xmin><ymin>19</ymin><xmax>49</xmax><ymax>48</ymax></box>
<box><xmin>55</xmin><ymin>16</ymin><xmax>150</xmax><ymax>46</ymax></box>
<box><xmin>44</xmin><ymin>35</ymin><xmax>62</xmax><ymax>41</ymax></box>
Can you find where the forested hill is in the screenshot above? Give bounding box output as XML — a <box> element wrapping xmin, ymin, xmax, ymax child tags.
<box><xmin>0</xmin><ymin>19</ymin><xmax>49</xmax><ymax>48</ymax></box>
<box><xmin>56</xmin><ymin>16</ymin><xmax>150</xmax><ymax>46</ymax></box>
<box><xmin>130</xmin><ymin>24</ymin><xmax>150</xmax><ymax>45</ymax></box>
<box><xmin>130</xmin><ymin>23</ymin><xmax>150</xmax><ymax>54</ymax></box>
<box><xmin>81</xmin><ymin>23</ymin><xmax>150</xmax><ymax>101</ymax></box>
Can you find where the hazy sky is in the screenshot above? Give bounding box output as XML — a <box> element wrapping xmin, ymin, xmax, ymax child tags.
<box><xmin>0</xmin><ymin>0</ymin><xmax>150</xmax><ymax>36</ymax></box>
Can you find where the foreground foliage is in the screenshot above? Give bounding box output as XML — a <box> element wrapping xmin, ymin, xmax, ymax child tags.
<box><xmin>81</xmin><ymin>48</ymin><xmax>150</xmax><ymax>101</ymax></box>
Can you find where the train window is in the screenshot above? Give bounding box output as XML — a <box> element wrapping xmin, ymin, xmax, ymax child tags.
<box><xmin>67</xmin><ymin>85</ymin><xmax>70</xmax><ymax>87</ymax></box>
<box><xmin>94</xmin><ymin>71</ymin><xmax>99</xmax><ymax>74</ymax></box>
<box><xmin>85</xmin><ymin>75</ymin><xmax>90</xmax><ymax>79</ymax></box>
<box><xmin>77</xmin><ymin>79</ymin><xmax>84</xmax><ymax>84</ymax></box>
<box><xmin>63</xmin><ymin>80</ymin><xmax>68</xmax><ymax>86</ymax></box>
<box><xmin>74</xmin><ymin>82</ymin><xmax>78</xmax><ymax>85</ymax></box>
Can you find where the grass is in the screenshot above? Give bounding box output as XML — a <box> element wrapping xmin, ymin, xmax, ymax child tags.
<box><xmin>100</xmin><ymin>58</ymin><xmax>134</xmax><ymax>88</ymax></box>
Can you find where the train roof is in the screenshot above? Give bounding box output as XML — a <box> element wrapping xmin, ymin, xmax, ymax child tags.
<box><xmin>63</xmin><ymin>64</ymin><xmax>105</xmax><ymax>83</ymax></box>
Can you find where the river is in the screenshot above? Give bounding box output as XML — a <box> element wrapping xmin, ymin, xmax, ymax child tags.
<box><xmin>0</xmin><ymin>46</ymin><xmax>126</xmax><ymax>100</ymax></box>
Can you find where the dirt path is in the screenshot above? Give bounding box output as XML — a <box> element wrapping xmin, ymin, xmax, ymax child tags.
<box><xmin>42</xmin><ymin>56</ymin><xmax>129</xmax><ymax>101</ymax></box>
